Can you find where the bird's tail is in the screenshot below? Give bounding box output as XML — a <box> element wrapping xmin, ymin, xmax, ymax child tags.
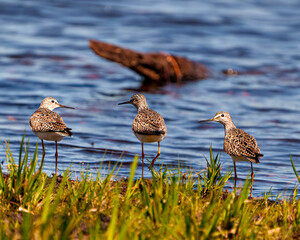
<box><xmin>65</xmin><ymin>128</ymin><xmax>72</xmax><ymax>137</ymax></box>
<box><xmin>254</xmin><ymin>153</ymin><xmax>264</xmax><ymax>164</ymax></box>
<box><xmin>243</xmin><ymin>153</ymin><xmax>263</xmax><ymax>164</ymax></box>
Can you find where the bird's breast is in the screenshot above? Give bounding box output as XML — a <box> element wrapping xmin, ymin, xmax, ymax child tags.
<box><xmin>134</xmin><ymin>132</ymin><xmax>166</xmax><ymax>143</ymax></box>
<box><xmin>33</xmin><ymin>131</ymin><xmax>65</xmax><ymax>142</ymax></box>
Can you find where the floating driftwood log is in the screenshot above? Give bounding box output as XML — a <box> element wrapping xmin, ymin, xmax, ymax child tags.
<box><xmin>89</xmin><ymin>39</ymin><xmax>210</xmax><ymax>86</ymax></box>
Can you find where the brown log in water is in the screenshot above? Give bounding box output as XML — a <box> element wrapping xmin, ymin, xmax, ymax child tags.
<box><xmin>89</xmin><ymin>39</ymin><xmax>210</xmax><ymax>84</ymax></box>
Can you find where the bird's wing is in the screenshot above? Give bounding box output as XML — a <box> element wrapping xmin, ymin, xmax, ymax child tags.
<box><xmin>29</xmin><ymin>108</ymin><xmax>72</xmax><ymax>136</ymax></box>
<box><xmin>224</xmin><ymin>128</ymin><xmax>262</xmax><ymax>163</ymax></box>
<box><xmin>132</xmin><ymin>109</ymin><xmax>167</xmax><ymax>135</ymax></box>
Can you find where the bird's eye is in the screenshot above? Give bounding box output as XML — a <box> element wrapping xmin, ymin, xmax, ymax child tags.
<box><xmin>221</xmin><ymin>114</ymin><xmax>224</xmax><ymax>117</ymax></box>
<box><xmin>51</xmin><ymin>100</ymin><xmax>55</xmax><ymax>103</ymax></box>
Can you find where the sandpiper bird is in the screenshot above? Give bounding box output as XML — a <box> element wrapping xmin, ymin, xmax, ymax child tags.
<box><xmin>29</xmin><ymin>97</ymin><xmax>74</xmax><ymax>176</ymax></box>
<box><xmin>199</xmin><ymin>111</ymin><xmax>263</xmax><ymax>197</ymax></box>
<box><xmin>118</xmin><ymin>94</ymin><xmax>167</xmax><ymax>178</ymax></box>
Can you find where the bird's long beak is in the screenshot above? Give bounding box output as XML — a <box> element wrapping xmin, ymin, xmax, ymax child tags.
<box><xmin>118</xmin><ymin>100</ymin><xmax>131</xmax><ymax>105</ymax></box>
<box><xmin>198</xmin><ymin>118</ymin><xmax>214</xmax><ymax>123</ymax></box>
<box><xmin>58</xmin><ymin>104</ymin><xmax>75</xmax><ymax>109</ymax></box>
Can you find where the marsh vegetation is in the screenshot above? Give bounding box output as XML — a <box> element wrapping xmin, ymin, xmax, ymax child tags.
<box><xmin>0</xmin><ymin>135</ymin><xmax>300</xmax><ymax>239</ymax></box>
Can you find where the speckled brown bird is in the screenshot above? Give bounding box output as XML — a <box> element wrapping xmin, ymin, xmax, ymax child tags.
<box><xmin>119</xmin><ymin>94</ymin><xmax>167</xmax><ymax>178</ymax></box>
<box><xmin>29</xmin><ymin>97</ymin><xmax>74</xmax><ymax>176</ymax></box>
<box><xmin>199</xmin><ymin>111</ymin><xmax>263</xmax><ymax>197</ymax></box>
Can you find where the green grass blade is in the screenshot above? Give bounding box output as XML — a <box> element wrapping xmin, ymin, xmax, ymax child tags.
<box><xmin>290</xmin><ymin>155</ymin><xmax>300</xmax><ymax>183</ymax></box>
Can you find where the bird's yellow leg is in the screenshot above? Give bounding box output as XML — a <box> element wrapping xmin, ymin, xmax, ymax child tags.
<box><xmin>151</xmin><ymin>142</ymin><xmax>161</xmax><ymax>167</ymax></box>
<box><xmin>250</xmin><ymin>162</ymin><xmax>254</xmax><ymax>198</ymax></box>
<box><xmin>41</xmin><ymin>139</ymin><xmax>46</xmax><ymax>165</ymax></box>
<box><xmin>55</xmin><ymin>141</ymin><xmax>58</xmax><ymax>176</ymax></box>
<box><xmin>233</xmin><ymin>160</ymin><xmax>237</xmax><ymax>188</ymax></box>
<box><xmin>141</xmin><ymin>143</ymin><xmax>144</xmax><ymax>179</ymax></box>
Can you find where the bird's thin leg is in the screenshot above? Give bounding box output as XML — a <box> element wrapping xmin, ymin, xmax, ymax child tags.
<box><xmin>141</xmin><ymin>143</ymin><xmax>144</xmax><ymax>179</ymax></box>
<box><xmin>55</xmin><ymin>141</ymin><xmax>58</xmax><ymax>176</ymax></box>
<box><xmin>233</xmin><ymin>160</ymin><xmax>237</xmax><ymax>188</ymax></box>
<box><xmin>151</xmin><ymin>142</ymin><xmax>160</xmax><ymax>167</ymax></box>
<box><xmin>250</xmin><ymin>162</ymin><xmax>254</xmax><ymax>198</ymax></box>
<box><xmin>41</xmin><ymin>139</ymin><xmax>46</xmax><ymax>166</ymax></box>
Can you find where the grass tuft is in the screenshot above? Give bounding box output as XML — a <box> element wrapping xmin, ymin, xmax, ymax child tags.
<box><xmin>0</xmin><ymin>135</ymin><xmax>300</xmax><ymax>239</ymax></box>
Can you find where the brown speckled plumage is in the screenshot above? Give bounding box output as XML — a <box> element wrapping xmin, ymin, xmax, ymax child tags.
<box><xmin>30</xmin><ymin>108</ymin><xmax>72</xmax><ymax>136</ymax></box>
<box><xmin>132</xmin><ymin>109</ymin><xmax>167</xmax><ymax>136</ymax></box>
<box><xmin>29</xmin><ymin>97</ymin><xmax>74</xmax><ymax>176</ymax></box>
<box><xmin>224</xmin><ymin>128</ymin><xmax>262</xmax><ymax>163</ymax></box>
<box><xmin>199</xmin><ymin>111</ymin><xmax>263</xmax><ymax>197</ymax></box>
<box><xmin>119</xmin><ymin>94</ymin><xmax>167</xmax><ymax>177</ymax></box>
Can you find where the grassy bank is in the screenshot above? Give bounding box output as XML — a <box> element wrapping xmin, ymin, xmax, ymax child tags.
<box><xmin>0</xmin><ymin>135</ymin><xmax>300</xmax><ymax>239</ymax></box>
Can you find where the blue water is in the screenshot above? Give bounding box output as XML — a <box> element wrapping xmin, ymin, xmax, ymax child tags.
<box><xmin>1</xmin><ymin>0</ymin><xmax>300</xmax><ymax>197</ymax></box>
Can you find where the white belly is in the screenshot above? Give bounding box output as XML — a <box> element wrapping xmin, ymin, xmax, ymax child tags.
<box><xmin>134</xmin><ymin>132</ymin><xmax>165</xmax><ymax>143</ymax></box>
<box><xmin>33</xmin><ymin>131</ymin><xmax>65</xmax><ymax>142</ymax></box>
<box><xmin>231</xmin><ymin>155</ymin><xmax>249</xmax><ymax>162</ymax></box>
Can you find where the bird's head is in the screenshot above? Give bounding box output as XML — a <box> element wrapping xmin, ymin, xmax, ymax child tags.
<box><xmin>118</xmin><ymin>94</ymin><xmax>148</xmax><ymax>111</ymax></box>
<box><xmin>40</xmin><ymin>97</ymin><xmax>75</xmax><ymax>111</ymax></box>
<box><xmin>199</xmin><ymin>111</ymin><xmax>234</xmax><ymax>126</ymax></box>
